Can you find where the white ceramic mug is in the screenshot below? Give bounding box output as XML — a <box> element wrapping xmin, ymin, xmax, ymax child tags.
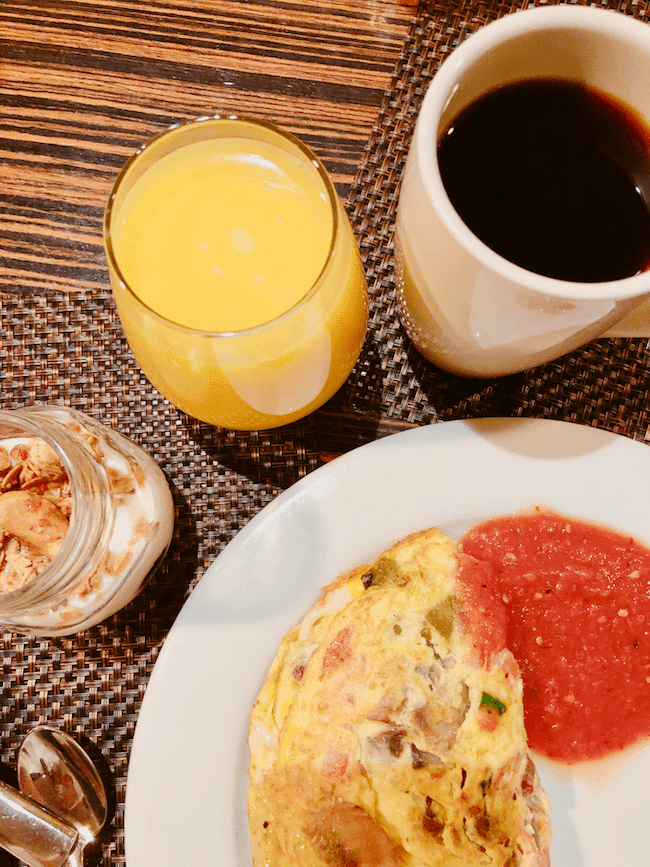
<box><xmin>395</xmin><ymin>5</ymin><xmax>650</xmax><ymax>378</ymax></box>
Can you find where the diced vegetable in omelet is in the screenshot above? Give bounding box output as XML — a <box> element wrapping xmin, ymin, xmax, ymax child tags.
<box><xmin>248</xmin><ymin>527</ymin><xmax>551</xmax><ymax>867</ymax></box>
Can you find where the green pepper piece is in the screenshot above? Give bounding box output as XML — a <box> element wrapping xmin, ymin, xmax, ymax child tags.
<box><xmin>366</xmin><ymin>556</ymin><xmax>399</xmax><ymax>587</ymax></box>
<box><xmin>426</xmin><ymin>595</ymin><xmax>458</xmax><ymax>640</ymax></box>
<box><xmin>480</xmin><ymin>692</ymin><xmax>507</xmax><ymax>715</ymax></box>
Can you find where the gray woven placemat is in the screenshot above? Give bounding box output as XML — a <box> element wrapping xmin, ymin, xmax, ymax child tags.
<box><xmin>0</xmin><ymin>289</ymin><xmax>322</xmax><ymax>864</ymax></box>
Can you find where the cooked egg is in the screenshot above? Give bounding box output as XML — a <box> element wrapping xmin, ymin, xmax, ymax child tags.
<box><xmin>248</xmin><ymin>527</ymin><xmax>551</xmax><ymax>866</ymax></box>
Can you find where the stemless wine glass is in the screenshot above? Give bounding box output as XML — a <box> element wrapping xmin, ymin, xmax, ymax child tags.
<box><xmin>104</xmin><ymin>115</ymin><xmax>368</xmax><ymax>430</ymax></box>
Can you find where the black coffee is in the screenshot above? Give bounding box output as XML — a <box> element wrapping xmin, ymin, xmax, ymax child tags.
<box><xmin>437</xmin><ymin>78</ymin><xmax>650</xmax><ymax>283</ymax></box>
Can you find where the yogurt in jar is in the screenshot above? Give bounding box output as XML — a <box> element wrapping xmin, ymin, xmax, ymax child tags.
<box><xmin>0</xmin><ymin>406</ymin><xmax>175</xmax><ymax>635</ymax></box>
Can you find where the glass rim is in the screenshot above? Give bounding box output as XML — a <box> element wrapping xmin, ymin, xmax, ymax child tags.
<box><xmin>103</xmin><ymin>113</ymin><xmax>341</xmax><ymax>337</ymax></box>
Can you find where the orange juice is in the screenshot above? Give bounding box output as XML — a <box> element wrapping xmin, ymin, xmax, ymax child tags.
<box><xmin>104</xmin><ymin>117</ymin><xmax>368</xmax><ymax>430</ymax></box>
<box><xmin>112</xmin><ymin>137</ymin><xmax>334</xmax><ymax>332</ymax></box>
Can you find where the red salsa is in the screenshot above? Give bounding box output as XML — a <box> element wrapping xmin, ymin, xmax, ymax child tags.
<box><xmin>460</xmin><ymin>509</ymin><xmax>650</xmax><ymax>763</ymax></box>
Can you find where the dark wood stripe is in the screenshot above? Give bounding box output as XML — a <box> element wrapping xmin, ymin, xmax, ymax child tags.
<box><xmin>0</xmin><ymin>43</ymin><xmax>389</xmax><ymax>104</ymax></box>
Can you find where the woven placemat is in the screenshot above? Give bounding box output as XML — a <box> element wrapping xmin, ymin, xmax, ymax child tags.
<box><xmin>0</xmin><ymin>289</ymin><xmax>323</xmax><ymax>864</ymax></box>
<box><xmin>319</xmin><ymin>0</ymin><xmax>650</xmax><ymax>454</ymax></box>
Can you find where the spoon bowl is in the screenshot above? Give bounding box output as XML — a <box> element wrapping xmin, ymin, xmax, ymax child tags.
<box><xmin>17</xmin><ymin>726</ymin><xmax>108</xmax><ymax>844</ymax></box>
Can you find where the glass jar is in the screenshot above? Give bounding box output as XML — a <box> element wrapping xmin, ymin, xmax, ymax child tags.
<box><xmin>0</xmin><ymin>405</ymin><xmax>174</xmax><ymax>635</ymax></box>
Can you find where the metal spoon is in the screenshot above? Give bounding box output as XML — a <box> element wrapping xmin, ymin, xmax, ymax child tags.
<box><xmin>0</xmin><ymin>725</ymin><xmax>108</xmax><ymax>867</ymax></box>
<box><xmin>17</xmin><ymin>726</ymin><xmax>108</xmax><ymax>846</ymax></box>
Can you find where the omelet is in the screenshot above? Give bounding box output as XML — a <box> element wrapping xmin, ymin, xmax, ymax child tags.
<box><xmin>248</xmin><ymin>527</ymin><xmax>551</xmax><ymax>866</ymax></box>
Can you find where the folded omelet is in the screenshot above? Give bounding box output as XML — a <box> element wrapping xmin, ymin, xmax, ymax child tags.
<box><xmin>248</xmin><ymin>527</ymin><xmax>551</xmax><ymax>866</ymax></box>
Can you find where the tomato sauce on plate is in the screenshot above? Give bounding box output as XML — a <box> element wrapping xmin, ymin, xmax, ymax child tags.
<box><xmin>460</xmin><ymin>509</ymin><xmax>650</xmax><ymax>763</ymax></box>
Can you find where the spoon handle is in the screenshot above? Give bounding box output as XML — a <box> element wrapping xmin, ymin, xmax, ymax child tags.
<box><xmin>0</xmin><ymin>778</ymin><xmax>78</xmax><ymax>867</ymax></box>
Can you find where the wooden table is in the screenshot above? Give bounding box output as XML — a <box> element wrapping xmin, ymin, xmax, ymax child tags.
<box><xmin>2</xmin><ymin>0</ymin><xmax>650</xmax><ymax>864</ymax></box>
<box><xmin>1</xmin><ymin>0</ymin><xmax>414</xmax><ymax>295</ymax></box>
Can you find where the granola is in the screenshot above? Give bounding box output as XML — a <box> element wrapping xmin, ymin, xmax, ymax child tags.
<box><xmin>0</xmin><ymin>424</ymin><xmax>136</xmax><ymax>592</ymax></box>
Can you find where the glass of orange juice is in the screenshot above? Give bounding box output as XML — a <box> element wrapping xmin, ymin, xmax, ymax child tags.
<box><xmin>103</xmin><ymin>116</ymin><xmax>368</xmax><ymax>430</ymax></box>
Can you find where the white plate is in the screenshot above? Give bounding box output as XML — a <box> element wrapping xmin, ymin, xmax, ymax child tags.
<box><xmin>125</xmin><ymin>418</ymin><xmax>650</xmax><ymax>867</ymax></box>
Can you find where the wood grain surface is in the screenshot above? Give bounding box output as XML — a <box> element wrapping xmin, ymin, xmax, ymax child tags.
<box><xmin>0</xmin><ymin>0</ymin><xmax>414</xmax><ymax>295</ymax></box>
